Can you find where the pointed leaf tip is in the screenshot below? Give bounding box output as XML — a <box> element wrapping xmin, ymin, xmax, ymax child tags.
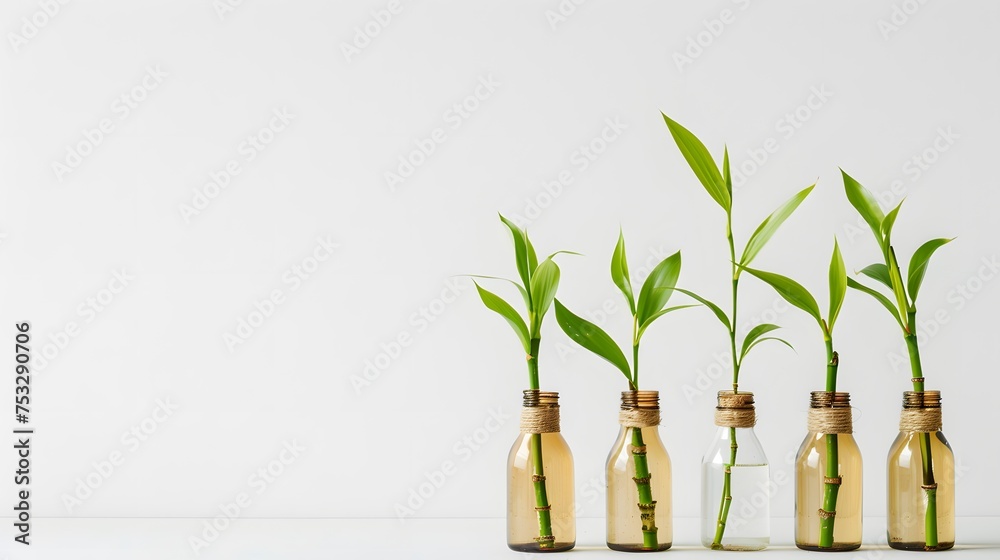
<box><xmin>662</xmin><ymin>114</ymin><xmax>731</xmax><ymax>212</ymax></box>
<box><xmin>739</xmin><ymin>185</ymin><xmax>813</xmax><ymax>268</ymax></box>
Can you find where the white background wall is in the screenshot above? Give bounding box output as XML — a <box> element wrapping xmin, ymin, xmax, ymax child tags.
<box><xmin>1</xmin><ymin>0</ymin><xmax>998</xmax><ymax>525</ymax></box>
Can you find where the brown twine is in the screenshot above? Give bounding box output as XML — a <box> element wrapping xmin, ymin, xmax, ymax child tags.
<box><xmin>619</xmin><ymin>408</ymin><xmax>660</xmax><ymax>428</ymax></box>
<box><xmin>807</xmin><ymin>407</ymin><xmax>853</xmax><ymax>434</ymax></box>
<box><xmin>899</xmin><ymin>408</ymin><xmax>942</xmax><ymax>432</ymax></box>
<box><xmin>715</xmin><ymin>392</ymin><xmax>756</xmax><ymax>428</ymax></box>
<box><xmin>520</xmin><ymin>406</ymin><xmax>560</xmax><ymax>434</ymax></box>
<box><xmin>715</xmin><ymin>408</ymin><xmax>755</xmax><ymax>428</ymax></box>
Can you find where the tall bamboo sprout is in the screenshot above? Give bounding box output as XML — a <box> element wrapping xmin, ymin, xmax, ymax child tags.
<box><xmin>840</xmin><ymin>170</ymin><xmax>953</xmax><ymax>549</ymax></box>
<box><xmin>741</xmin><ymin>240</ymin><xmax>849</xmax><ymax>548</ymax></box>
<box><xmin>473</xmin><ymin>215</ymin><xmax>576</xmax><ymax>548</ymax></box>
<box><xmin>662</xmin><ymin>114</ymin><xmax>813</xmax><ymax>547</ymax></box>
<box><xmin>554</xmin><ymin>231</ymin><xmax>691</xmax><ymax>549</ymax></box>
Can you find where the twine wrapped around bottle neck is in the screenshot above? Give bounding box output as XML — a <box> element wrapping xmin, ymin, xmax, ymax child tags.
<box><xmin>715</xmin><ymin>390</ymin><xmax>756</xmax><ymax>428</ymax></box>
<box><xmin>899</xmin><ymin>390</ymin><xmax>943</xmax><ymax>432</ymax></box>
<box><xmin>520</xmin><ymin>390</ymin><xmax>560</xmax><ymax>434</ymax></box>
<box><xmin>619</xmin><ymin>390</ymin><xmax>660</xmax><ymax>428</ymax></box>
<box><xmin>806</xmin><ymin>391</ymin><xmax>853</xmax><ymax>434</ymax></box>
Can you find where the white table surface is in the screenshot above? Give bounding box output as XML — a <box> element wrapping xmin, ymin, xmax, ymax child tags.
<box><xmin>1</xmin><ymin>517</ymin><xmax>997</xmax><ymax>559</ymax></box>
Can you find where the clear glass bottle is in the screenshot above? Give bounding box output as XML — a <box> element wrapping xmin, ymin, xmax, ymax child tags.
<box><xmin>795</xmin><ymin>391</ymin><xmax>863</xmax><ymax>551</ymax></box>
<box><xmin>507</xmin><ymin>390</ymin><xmax>575</xmax><ymax>552</ymax></box>
<box><xmin>887</xmin><ymin>390</ymin><xmax>955</xmax><ymax>551</ymax></box>
<box><xmin>607</xmin><ymin>390</ymin><xmax>672</xmax><ymax>551</ymax></box>
<box><xmin>701</xmin><ymin>391</ymin><xmax>769</xmax><ymax>550</ymax></box>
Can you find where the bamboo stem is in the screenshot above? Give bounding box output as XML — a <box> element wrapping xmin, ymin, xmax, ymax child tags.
<box><xmin>630</xmin><ymin>336</ymin><xmax>658</xmax><ymax>548</ymax></box>
<box><xmin>527</xmin><ymin>337</ymin><xmax>554</xmax><ymax>548</ymax></box>
<box><xmin>631</xmin><ymin>428</ymin><xmax>658</xmax><ymax>549</ymax></box>
<box><xmin>905</xmin><ymin>332</ymin><xmax>938</xmax><ymax>549</ymax></box>
<box><xmin>818</xmin><ymin>339</ymin><xmax>841</xmax><ymax>548</ymax></box>
<box><xmin>712</xmin><ymin>231</ymin><xmax>740</xmax><ymax>549</ymax></box>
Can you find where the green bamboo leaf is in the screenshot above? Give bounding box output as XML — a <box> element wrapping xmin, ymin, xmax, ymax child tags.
<box><xmin>529</xmin><ymin>258</ymin><xmax>560</xmax><ymax>327</ymax></box>
<box><xmin>745</xmin><ymin>336</ymin><xmax>795</xmax><ymax>356</ymax></box>
<box><xmin>740</xmin><ymin>323</ymin><xmax>781</xmax><ymax>361</ymax></box>
<box><xmin>499</xmin><ymin>214</ymin><xmax>532</xmax><ymax>298</ymax></box>
<box><xmin>841</xmin><ymin>169</ymin><xmax>885</xmax><ymax>248</ymax></box>
<box><xmin>525</xmin><ymin>231</ymin><xmax>539</xmax><ymax>277</ymax></box>
<box><xmin>636</xmin><ymin>250</ymin><xmax>682</xmax><ymax>326</ymax></box>
<box><xmin>741</xmin><ymin>266</ymin><xmax>823</xmax><ymax>328</ymax></box>
<box><xmin>666</xmin><ymin>288</ymin><xmax>731</xmax><ymax>331</ymax></box>
<box><xmin>881</xmin><ymin>200</ymin><xmax>904</xmax><ymax>254</ymax></box>
<box><xmin>662</xmin><ymin>114</ymin><xmax>731</xmax><ymax>212</ymax></box>
<box><xmin>858</xmin><ymin>263</ymin><xmax>892</xmax><ymax>290</ymax></box>
<box><xmin>474</xmin><ymin>281</ymin><xmax>530</xmax><ymax>352</ymax></box>
<box><xmin>546</xmin><ymin>250</ymin><xmax>583</xmax><ymax>261</ymax></box>
<box><xmin>739</xmin><ymin>184</ymin><xmax>814</xmax><ymax>269</ymax></box>
<box><xmin>611</xmin><ymin>230</ymin><xmax>636</xmax><ymax>314</ymax></box>
<box><xmin>723</xmin><ymin>145</ymin><xmax>733</xmax><ymax>196</ymax></box>
<box><xmin>554</xmin><ymin>299</ymin><xmax>632</xmax><ymax>383</ymax></box>
<box><xmin>907</xmin><ymin>237</ymin><xmax>954</xmax><ymax>304</ymax></box>
<box><xmin>828</xmin><ymin>239</ymin><xmax>847</xmax><ymax>332</ymax></box>
<box><xmin>636</xmin><ymin>304</ymin><xmax>699</xmax><ymax>341</ymax></box>
<box><xmin>887</xmin><ymin>247</ymin><xmax>911</xmax><ymax>315</ymax></box>
<box><xmin>846</xmin><ymin>276</ymin><xmax>905</xmax><ymax>331</ymax></box>
<box><xmin>467</xmin><ymin>275</ymin><xmax>529</xmax><ymax>310</ymax></box>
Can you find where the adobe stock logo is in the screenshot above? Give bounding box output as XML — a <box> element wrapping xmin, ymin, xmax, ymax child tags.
<box><xmin>340</xmin><ymin>0</ymin><xmax>404</xmax><ymax>64</ymax></box>
<box><xmin>672</xmin><ymin>0</ymin><xmax>752</xmax><ymax>72</ymax></box>
<box><xmin>7</xmin><ymin>0</ymin><xmax>72</xmax><ymax>54</ymax></box>
<box><xmin>351</xmin><ymin>277</ymin><xmax>469</xmax><ymax>394</ymax></box>
<box><xmin>51</xmin><ymin>65</ymin><xmax>168</xmax><ymax>183</ymax></box>
<box><xmin>384</xmin><ymin>75</ymin><xmax>500</xmax><ymax>193</ymax></box>
<box><xmin>223</xmin><ymin>236</ymin><xmax>338</xmax><ymax>352</ymax></box>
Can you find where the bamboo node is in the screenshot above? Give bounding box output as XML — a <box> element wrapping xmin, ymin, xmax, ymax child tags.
<box><xmin>534</xmin><ymin>534</ymin><xmax>555</xmax><ymax>543</ymax></box>
<box><xmin>922</xmin><ymin>483</ymin><xmax>938</xmax><ymax>490</ymax></box>
<box><xmin>630</xmin><ymin>445</ymin><xmax>647</xmax><ymax>454</ymax></box>
<box><xmin>534</xmin><ymin>505</ymin><xmax>552</xmax><ymax>512</ymax></box>
<box><xmin>531</xmin><ymin>474</ymin><xmax>546</xmax><ymax>483</ymax></box>
<box><xmin>818</xmin><ymin>508</ymin><xmax>837</xmax><ymax>519</ymax></box>
<box><xmin>823</xmin><ymin>476</ymin><xmax>842</xmax><ymax>485</ymax></box>
<box><xmin>632</xmin><ymin>476</ymin><xmax>651</xmax><ymax>485</ymax></box>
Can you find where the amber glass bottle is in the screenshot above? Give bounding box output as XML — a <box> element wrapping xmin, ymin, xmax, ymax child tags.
<box><xmin>795</xmin><ymin>391</ymin><xmax>862</xmax><ymax>551</ymax></box>
<box><xmin>607</xmin><ymin>390</ymin><xmax>672</xmax><ymax>551</ymax></box>
<box><xmin>507</xmin><ymin>390</ymin><xmax>575</xmax><ymax>552</ymax></box>
<box><xmin>887</xmin><ymin>390</ymin><xmax>954</xmax><ymax>551</ymax></box>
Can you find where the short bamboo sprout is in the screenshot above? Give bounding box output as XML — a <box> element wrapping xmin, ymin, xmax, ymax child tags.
<box><xmin>473</xmin><ymin>215</ymin><xmax>577</xmax><ymax>551</ymax></box>
<box><xmin>840</xmin><ymin>170</ymin><xmax>954</xmax><ymax>550</ymax></box>
<box><xmin>555</xmin><ymin>231</ymin><xmax>685</xmax><ymax>551</ymax></box>
<box><xmin>741</xmin><ymin>239</ymin><xmax>861</xmax><ymax>550</ymax></box>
